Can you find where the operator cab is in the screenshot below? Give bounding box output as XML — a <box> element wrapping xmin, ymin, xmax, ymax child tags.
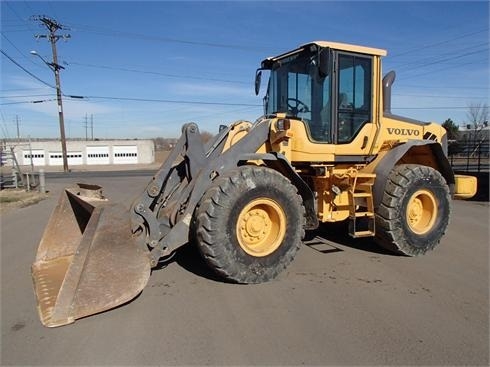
<box><xmin>256</xmin><ymin>41</ymin><xmax>386</xmax><ymax>145</ymax></box>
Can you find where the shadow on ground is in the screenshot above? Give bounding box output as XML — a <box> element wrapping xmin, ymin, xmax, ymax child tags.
<box><xmin>168</xmin><ymin>221</ymin><xmax>396</xmax><ymax>283</ymax></box>
<box><xmin>304</xmin><ymin>221</ymin><xmax>394</xmax><ymax>256</ymax></box>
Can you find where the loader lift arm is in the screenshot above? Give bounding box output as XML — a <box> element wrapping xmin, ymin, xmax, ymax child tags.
<box><xmin>130</xmin><ymin>120</ymin><xmax>275</xmax><ymax>267</ymax></box>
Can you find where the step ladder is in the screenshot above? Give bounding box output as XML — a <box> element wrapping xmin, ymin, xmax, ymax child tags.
<box><xmin>1</xmin><ymin>146</ymin><xmax>24</xmax><ymax>189</ymax></box>
<box><xmin>348</xmin><ymin>172</ymin><xmax>376</xmax><ymax>238</ymax></box>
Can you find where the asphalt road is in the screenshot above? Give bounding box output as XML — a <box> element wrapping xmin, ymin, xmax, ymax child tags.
<box><xmin>1</xmin><ymin>172</ymin><xmax>489</xmax><ymax>366</ymax></box>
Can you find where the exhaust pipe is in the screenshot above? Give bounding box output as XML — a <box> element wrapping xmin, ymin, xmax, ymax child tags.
<box><xmin>382</xmin><ymin>70</ymin><xmax>396</xmax><ymax>114</ymax></box>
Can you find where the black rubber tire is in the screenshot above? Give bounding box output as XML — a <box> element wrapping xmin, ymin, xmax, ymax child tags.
<box><xmin>192</xmin><ymin>165</ymin><xmax>305</xmax><ymax>283</ymax></box>
<box><xmin>375</xmin><ymin>164</ymin><xmax>451</xmax><ymax>256</ymax></box>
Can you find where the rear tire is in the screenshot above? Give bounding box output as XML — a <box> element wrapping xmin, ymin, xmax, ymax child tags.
<box><xmin>375</xmin><ymin>164</ymin><xmax>451</xmax><ymax>256</ymax></box>
<box><xmin>193</xmin><ymin>166</ymin><xmax>305</xmax><ymax>283</ymax></box>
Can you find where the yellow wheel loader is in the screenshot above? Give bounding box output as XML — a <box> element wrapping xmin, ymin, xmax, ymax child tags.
<box><xmin>32</xmin><ymin>41</ymin><xmax>477</xmax><ymax>327</ymax></box>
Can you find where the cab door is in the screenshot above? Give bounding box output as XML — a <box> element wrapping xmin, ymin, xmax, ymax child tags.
<box><xmin>333</xmin><ymin>51</ymin><xmax>377</xmax><ymax>158</ymax></box>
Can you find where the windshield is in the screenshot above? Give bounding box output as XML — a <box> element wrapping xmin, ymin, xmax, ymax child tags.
<box><xmin>264</xmin><ymin>48</ymin><xmax>332</xmax><ymax>142</ymax></box>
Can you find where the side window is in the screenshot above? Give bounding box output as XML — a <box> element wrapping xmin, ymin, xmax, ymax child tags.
<box><xmin>312</xmin><ymin>73</ymin><xmax>332</xmax><ymax>143</ymax></box>
<box><xmin>337</xmin><ymin>54</ymin><xmax>372</xmax><ymax>143</ymax></box>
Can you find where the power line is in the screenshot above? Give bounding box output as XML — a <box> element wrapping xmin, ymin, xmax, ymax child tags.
<box><xmin>396</xmin><ymin>47</ymin><xmax>489</xmax><ymax>74</ymax></box>
<box><xmin>0</xmin><ymin>49</ymin><xmax>56</xmax><ymax>88</ymax></box>
<box><xmin>392</xmin><ymin>106</ymin><xmax>473</xmax><ymax>110</ymax></box>
<box><xmin>0</xmin><ymin>94</ymin><xmax>55</xmax><ymax>98</ymax></box>
<box><xmin>65</xmin><ymin>94</ymin><xmax>476</xmax><ymax>111</ymax></box>
<box><xmin>384</xmin><ymin>29</ymin><xmax>489</xmax><ymax>84</ymax></box>
<box><xmin>0</xmin><ymin>99</ymin><xmax>57</xmax><ymax>105</ymax></box>
<box><xmin>0</xmin><ymin>93</ymin><xmax>260</xmax><ymax>107</ymax></box>
<box><xmin>1</xmin><ymin>33</ymin><xmax>43</xmax><ymax>67</ymax></box>
<box><xmin>393</xmin><ymin>93</ymin><xmax>488</xmax><ymax>99</ymax></box>
<box><xmin>4</xmin><ymin>91</ymin><xmax>473</xmax><ymax>110</ymax></box>
<box><xmin>68</xmin><ymin>21</ymin><xmax>488</xmax><ymax>61</ymax></box>
<box><xmin>0</xmin><ymin>88</ymin><xmax>51</xmax><ymax>92</ymax></box>
<box><xmin>391</xmin><ymin>42</ymin><xmax>489</xmax><ymax>71</ymax></box>
<box><xmin>1</xmin><ymin>29</ymin><xmax>36</xmax><ymax>33</ymax></box>
<box><xmin>75</xmin><ymin>95</ymin><xmax>261</xmax><ymax>107</ymax></box>
<box><xmin>65</xmin><ymin>22</ymin><xmax>269</xmax><ymax>52</ymax></box>
<box><xmin>398</xmin><ymin>54</ymin><xmax>490</xmax><ymax>81</ymax></box>
<box><xmin>4</xmin><ymin>1</ymin><xmax>36</xmax><ymax>33</ymax></box>
<box><xmin>21</xmin><ymin>1</ymin><xmax>36</xmax><ymax>15</ymax></box>
<box><xmin>389</xmin><ymin>28</ymin><xmax>489</xmax><ymax>58</ymax></box>
<box><xmin>399</xmin><ymin>84</ymin><xmax>489</xmax><ymax>90</ymax></box>
<box><xmin>65</xmin><ymin>61</ymin><xmax>249</xmax><ymax>85</ymax></box>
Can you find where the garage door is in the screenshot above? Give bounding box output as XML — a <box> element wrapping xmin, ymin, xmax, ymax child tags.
<box><xmin>113</xmin><ymin>145</ymin><xmax>138</xmax><ymax>164</ymax></box>
<box><xmin>87</xmin><ymin>146</ymin><xmax>110</xmax><ymax>165</ymax></box>
<box><xmin>49</xmin><ymin>152</ymin><xmax>83</xmax><ymax>166</ymax></box>
<box><xmin>22</xmin><ymin>149</ymin><xmax>45</xmax><ymax>166</ymax></box>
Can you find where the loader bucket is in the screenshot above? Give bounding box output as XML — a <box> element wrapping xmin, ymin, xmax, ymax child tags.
<box><xmin>31</xmin><ymin>184</ymin><xmax>151</xmax><ymax>327</ymax></box>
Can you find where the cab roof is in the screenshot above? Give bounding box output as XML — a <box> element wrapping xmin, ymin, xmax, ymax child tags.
<box><xmin>261</xmin><ymin>41</ymin><xmax>387</xmax><ymax>67</ymax></box>
<box><xmin>306</xmin><ymin>41</ymin><xmax>387</xmax><ymax>56</ymax></box>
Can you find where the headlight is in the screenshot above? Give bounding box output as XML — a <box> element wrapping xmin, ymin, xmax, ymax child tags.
<box><xmin>275</xmin><ymin>119</ymin><xmax>290</xmax><ymax>131</ymax></box>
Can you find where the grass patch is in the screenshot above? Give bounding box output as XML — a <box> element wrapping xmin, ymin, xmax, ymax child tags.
<box><xmin>0</xmin><ymin>189</ymin><xmax>48</xmax><ymax>213</ymax></box>
<box><xmin>0</xmin><ymin>196</ymin><xmax>20</xmax><ymax>203</ymax></box>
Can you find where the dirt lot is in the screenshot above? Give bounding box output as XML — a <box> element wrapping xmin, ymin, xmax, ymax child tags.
<box><xmin>1</xmin><ymin>172</ymin><xmax>488</xmax><ymax>366</ymax></box>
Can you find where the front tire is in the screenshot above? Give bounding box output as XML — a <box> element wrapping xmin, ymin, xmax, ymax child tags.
<box><xmin>193</xmin><ymin>166</ymin><xmax>305</xmax><ymax>283</ymax></box>
<box><xmin>375</xmin><ymin>164</ymin><xmax>451</xmax><ymax>256</ymax></box>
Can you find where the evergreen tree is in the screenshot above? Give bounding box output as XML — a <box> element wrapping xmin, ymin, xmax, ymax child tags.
<box><xmin>442</xmin><ymin>118</ymin><xmax>459</xmax><ymax>140</ymax></box>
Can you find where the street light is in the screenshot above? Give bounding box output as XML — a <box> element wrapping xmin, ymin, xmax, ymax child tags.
<box><xmin>30</xmin><ymin>50</ymin><xmax>69</xmax><ymax>172</ymax></box>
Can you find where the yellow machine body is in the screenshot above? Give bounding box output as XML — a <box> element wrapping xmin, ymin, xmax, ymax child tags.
<box><xmin>32</xmin><ymin>40</ymin><xmax>477</xmax><ymax>327</ymax></box>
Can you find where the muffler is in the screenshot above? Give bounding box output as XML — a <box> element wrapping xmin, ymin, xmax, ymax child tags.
<box><xmin>31</xmin><ymin>183</ymin><xmax>151</xmax><ymax>327</ymax></box>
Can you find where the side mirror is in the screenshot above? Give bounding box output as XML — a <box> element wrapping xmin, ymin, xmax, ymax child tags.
<box><xmin>254</xmin><ymin>70</ymin><xmax>262</xmax><ymax>96</ymax></box>
<box><xmin>319</xmin><ymin>51</ymin><xmax>329</xmax><ymax>77</ymax></box>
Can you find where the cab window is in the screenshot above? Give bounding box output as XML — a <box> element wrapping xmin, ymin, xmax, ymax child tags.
<box><xmin>337</xmin><ymin>54</ymin><xmax>372</xmax><ymax>143</ymax></box>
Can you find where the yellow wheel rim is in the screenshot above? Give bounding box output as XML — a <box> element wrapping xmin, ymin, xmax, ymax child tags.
<box><xmin>236</xmin><ymin>198</ymin><xmax>286</xmax><ymax>257</ymax></box>
<box><xmin>406</xmin><ymin>189</ymin><xmax>438</xmax><ymax>235</ymax></box>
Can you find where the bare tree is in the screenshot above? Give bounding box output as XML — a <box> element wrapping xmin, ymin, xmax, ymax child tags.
<box><xmin>465</xmin><ymin>103</ymin><xmax>488</xmax><ymax>158</ymax></box>
<box><xmin>200</xmin><ymin>131</ymin><xmax>214</xmax><ymax>144</ymax></box>
<box><xmin>466</xmin><ymin>102</ymin><xmax>489</xmax><ymax>129</ymax></box>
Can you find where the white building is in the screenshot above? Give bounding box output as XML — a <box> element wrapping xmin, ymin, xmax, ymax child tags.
<box><xmin>4</xmin><ymin>139</ymin><xmax>154</xmax><ymax>167</ymax></box>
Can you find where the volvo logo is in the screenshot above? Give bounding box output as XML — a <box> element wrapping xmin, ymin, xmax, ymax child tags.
<box><xmin>387</xmin><ymin>128</ymin><xmax>420</xmax><ymax>136</ymax></box>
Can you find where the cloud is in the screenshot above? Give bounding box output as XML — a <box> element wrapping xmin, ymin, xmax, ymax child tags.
<box><xmin>2</xmin><ymin>76</ymin><xmax>119</xmax><ymax>120</ymax></box>
<box><xmin>1</xmin><ymin>76</ymin><xmax>261</xmax><ymax>139</ymax></box>
<box><xmin>170</xmin><ymin>81</ymin><xmax>253</xmax><ymax>98</ymax></box>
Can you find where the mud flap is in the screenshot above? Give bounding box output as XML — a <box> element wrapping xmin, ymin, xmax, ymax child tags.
<box><xmin>31</xmin><ymin>184</ymin><xmax>151</xmax><ymax>327</ymax></box>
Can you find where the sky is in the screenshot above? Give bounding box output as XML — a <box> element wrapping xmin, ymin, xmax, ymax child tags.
<box><xmin>1</xmin><ymin>0</ymin><xmax>489</xmax><ymax>139</ymax></box>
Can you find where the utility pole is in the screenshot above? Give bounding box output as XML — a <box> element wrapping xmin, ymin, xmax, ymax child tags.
<box><xmin>31</xmin><ymin>15</ymin><xmax>71</xmax><ymax>172</ymax></box>
<box><xmin>91</xmin><ymin>114</ymin><xmax>94</xmax><ymax>140</ymax></box>
<box><xmin>15</xmin><ymin>115</ymin><xmax>20</xmax><ymax>142</ymax></box>
<box><xmin>84</xmin><ymin>113</ymin><xmax>88</xmax><ymax>140</ymax></box>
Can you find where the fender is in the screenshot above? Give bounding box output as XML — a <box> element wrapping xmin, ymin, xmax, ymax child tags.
<box><xmin>372</xmin><ymin>140</ymin><xmax>455</xmax><ymax>209</ymax></box>
<box><xmin>239</xmin><ymin>152</ymin><xmax>319</xmax><ymax>231</ymax></box>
